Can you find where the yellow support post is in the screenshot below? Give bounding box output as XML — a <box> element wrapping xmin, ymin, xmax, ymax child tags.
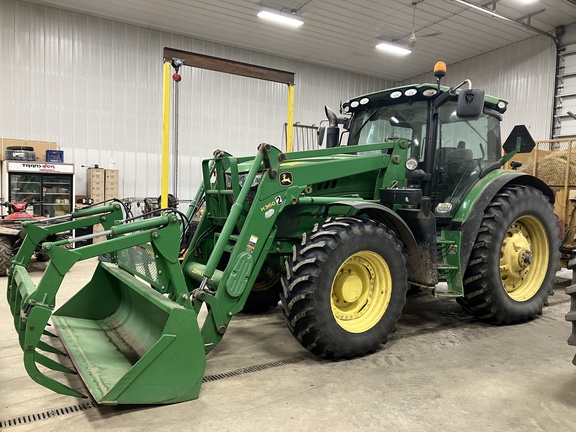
<box><xmin>286</xmin><ymin>84</ymin><xmax>295</xmax><ymax>152</ymax></box>
<box><xmin>161</xmin><ymin>61</ymin><xmax>171</xmax><ymax>209</ymax></box>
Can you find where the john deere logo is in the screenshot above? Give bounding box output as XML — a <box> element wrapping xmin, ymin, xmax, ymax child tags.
<box><xmin>280</xmin><ymin>172</ymin><xmax>293</xmax><ymax>186</ymax></box>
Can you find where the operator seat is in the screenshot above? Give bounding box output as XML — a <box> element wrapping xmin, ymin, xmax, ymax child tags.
<box><xmin>446</xmin><ymin>141</ymin><xmax>473</xmax><ymax>178</ymax></box>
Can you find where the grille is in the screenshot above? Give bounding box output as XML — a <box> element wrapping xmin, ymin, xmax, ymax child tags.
<box><xmin>116</xmin><ymin>243</ymin><xmax>158</xmax><ymax>283</ymax></box>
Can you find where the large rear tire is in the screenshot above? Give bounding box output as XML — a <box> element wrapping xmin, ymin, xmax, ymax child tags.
<box><xmin>281</xmin><ymin>217</ymin><xmax>408</xmax><ymax>359</ymax></box>
<box><xmin>0</xmin><ymin>236</ymin><xmax>13</xmax><ymax>276</ymax></box>
<box><xmin>459</xmin><ymin>185</ymin><xmax>560</xmax><ymax>324</ymax></box>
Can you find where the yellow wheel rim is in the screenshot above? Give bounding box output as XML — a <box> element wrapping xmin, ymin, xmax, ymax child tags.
<box><xmin>500</xmin><ymin>215</ymin><xmax>549</xmax><ymax>301</ymax></box>
<box><xmin>331</xmin><ymin>251</ymin><xmax>392</xmax><ymax>333</ymax></box>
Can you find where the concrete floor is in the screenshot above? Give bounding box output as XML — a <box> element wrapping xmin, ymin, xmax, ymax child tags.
<box><xmin>1</xmin><ymin>258</ymin><xmax>576</xmax><ymax>432</ymax></box>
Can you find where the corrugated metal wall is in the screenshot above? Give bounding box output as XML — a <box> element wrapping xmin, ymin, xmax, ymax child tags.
<box><xmin>405</xmin><ymin>35</ymin><xmax>557</xmax><ymax>142</ymax></box>
<box><xmin>0</xmin><ymin>0</ymin><xmax>393</xmax><ymax>199</ymax></box>
<box><xmin>554</xmin><ymin>25</ymin><xmax>576</xmax><ymax>137</ymax></box>
<box><xmin>0</xmin><ymin>0</ymin><xmax>558</xmax><ymax>200</ymax></box>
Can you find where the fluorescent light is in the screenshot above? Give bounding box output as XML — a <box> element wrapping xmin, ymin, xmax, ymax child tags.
<box><xmin>376</xmin><ymin>41</ymin><xmax>411</xmax><ymax>56</ymax></box>
<box><xmin>257</xmin><ymin>9</ymin><xmax>304</xmax><ymax>27</ymax></box>
<box><xmin>454</xmin><ymin>0</ymin><xmax>514</xmax><ymax>23</ymax></box>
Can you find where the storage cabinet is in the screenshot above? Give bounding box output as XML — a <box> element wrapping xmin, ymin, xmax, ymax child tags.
<box><xmin>2</xmin><ymin>161</ymin><xmax>74</xmax><ymax>217</ymax></box>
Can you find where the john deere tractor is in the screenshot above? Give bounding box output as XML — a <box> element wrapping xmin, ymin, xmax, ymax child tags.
<box><xmin>6</xmin><ymin>62</ymin><xmax>559</xmax><ymax>404</ymax></box>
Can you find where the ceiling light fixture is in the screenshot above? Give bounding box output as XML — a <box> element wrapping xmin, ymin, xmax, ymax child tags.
<box><xmin>257</xmin><ymin>7</ymin><xmax>304</xmax><ymax>28</ymax></box>
<box><xmin>454</xmin><ymin>0</ymin><xmax>514</xmax><ymax>23</ymax></box>
<box><xmin>376</xmin><ymin>41</ymin><xmax>412</xmax><ymax>56</ymax></box>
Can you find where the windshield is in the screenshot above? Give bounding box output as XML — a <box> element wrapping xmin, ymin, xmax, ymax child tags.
<box><xmin>432</xmin><ymin>102</ymin><xmax>502</xmax><ymax>216</ymax></box>
<box><xmin>348</xmin><ymin>101</ymin><xmax>429</xmax><ymax>153</ymax></box>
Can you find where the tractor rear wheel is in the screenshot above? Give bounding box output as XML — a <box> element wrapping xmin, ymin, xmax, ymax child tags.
<box><xmin>459</xmin><ymin>185</ymin><xmax>560</xmax><ymax>324</ymax></box>
<box><xmin>0</xmin><ymin>236</ymin><xmax>13</xmax><ymax>276</ymax></box>
<box><xmin>281</xmin><ymin>217</ymin><xmax>408</xmax><ymax>359</ymax></box>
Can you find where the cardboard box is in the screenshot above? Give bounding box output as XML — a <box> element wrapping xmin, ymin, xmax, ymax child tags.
<box><xmin>0</xmin><ymin>138</ymin><xmax>58</xmax><ymax>162</ymax></box>
<box><xmin>87</xmin><ymin>168</ymin><xmax>105</xmax><ymax>181</ymax></box>
<box><xmin>90</xmin><ymin>193</ymin><xmax>105</xmax><ymax>203</ymax></box>
<box><xmin>105</xmin><ymin>169</ymin><xmax>119</xmax><ymax>182</ymax></box>
<box><xmin>89</xmin><ymin>184</ymin><xmax>105</xmax><ymax>194</ymax></box>
<box><xmin>87</xmin><ymin>168</ymin><xmax>105</xmax><ymax>199</ymax></box>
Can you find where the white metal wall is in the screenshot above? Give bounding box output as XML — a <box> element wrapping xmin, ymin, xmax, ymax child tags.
<box><xmin>554</xmin><ymin>25</ymin><xmax>576</xmax><ymax>137</ymax></box>
<box><xmin>0</xmin><ymin>0</ymin><xmax>558</xmax><ymax>200</ymax></box>
<box><xmin>0</xmin><ymin>0</ymin><xmax>393</xmax><ymax>199</ymax></box>
<box><xmin>405</xmin><ymin>35</ymin><xmax>557</xmax><ymax>142</ymax></box>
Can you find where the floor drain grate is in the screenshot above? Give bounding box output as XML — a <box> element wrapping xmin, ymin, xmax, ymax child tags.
<box><xmin>0</xmin><ymin>355</ymin><xmax>311</xmax><ymax>427</ymax></box>
<box><xmin>203</xmin><ymin>354</ymin><xmax>310</xmax><ymax>383</ymax></box>
<box><xmin>0</xmin><ymin>401</ymin><xmax>96</xmax><ymax>429</ymax></box>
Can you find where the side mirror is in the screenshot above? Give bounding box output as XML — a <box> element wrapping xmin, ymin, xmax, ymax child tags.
<box><xmin>317</xmin><ymin>126</ymin><xmax>326</xmax><ymax>146</ymax></box>
<box><xmin>502</xmin><ymin>125</ymin><xmax>536</xmax><ymax>154</ymax></box>
<box><xmin>324</xmin><ymin>106</ymin><xmax>340</xmax><ymax>148</ymax></box>
<box><xmin>457</xmin><ymin>88</ymin><xmax>485</xmax><ymax>118</ymax></box>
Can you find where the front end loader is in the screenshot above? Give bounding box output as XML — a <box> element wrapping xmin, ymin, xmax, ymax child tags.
<box><xmin>5</xmin><ymin>62</ymin><xmax>560</xmax><ymax>404</ymax></box>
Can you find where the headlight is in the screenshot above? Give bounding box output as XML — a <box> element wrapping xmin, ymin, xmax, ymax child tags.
<box><xmin>239</xmin><ymin>172</ymin><xmax>263</xmax><ymax>188</ymax></box>
<box><xmin>435</xmin><ymin>202</ymin><xmax>453</xmax><ymax>214</ymax></box>
<box><xmin>405</xmin><ymin>158</ymin><xmax>418</xmax><ymax>171</ymax></box>
<box><xmin>225</xmin><ymin>172</ymin><xmax>263</xmax><ymax>189</ymax></box>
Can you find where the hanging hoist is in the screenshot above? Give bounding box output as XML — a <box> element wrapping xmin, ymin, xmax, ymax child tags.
<box><xmin>170</xmin><ymin>58</ymin><xmax>184</xmax><ymax>206</ymax></box>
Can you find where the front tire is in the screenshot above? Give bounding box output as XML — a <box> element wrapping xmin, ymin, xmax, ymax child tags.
<box><xmin>241</xmin><ymin>271</ymin><xmax>280</xmax><ymax>314</ymax></box>
<box><xmin>281</xmin><ymin>217</ymin><xmax>408</xmax><ymax>359</ymax></box>
<box><xmin>459</xmin><ymin>185</ymin><xmax>560</xmax><ymax>324</ymax></box>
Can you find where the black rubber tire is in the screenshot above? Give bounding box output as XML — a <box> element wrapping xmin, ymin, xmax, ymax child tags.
<box><xmin>35</xmin><ymin>249</ymin><xmax>50</xmax><ymax>262</ymax></box>
<box><xmin>241</xmin><ymin>272</ymin><xmax>281</xmax><ymax>314</ymax></box>
<box><xmin>280</xmin><ymin>216</ymin><xmax>408</xmax><ymax>359</ymax></box>
<box><xmin>0</xmin><ymin>236</ymin><xmax>13</xmax><ymax>276</ymax></box>
<box><xmin>458</xmin><ymin>185</ymin><xmax>560</xmax><ymax>324</ymax></box>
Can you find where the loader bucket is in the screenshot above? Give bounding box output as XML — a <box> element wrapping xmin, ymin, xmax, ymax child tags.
<box><xmin>8</xmin><ymin>209</ymin><xmax>208</xmax><ymax>404</ymax></box>
<box><xmin>52</xmin><ymin>262</ymin><xmax>206</xmax><ymax>404</ymax></box>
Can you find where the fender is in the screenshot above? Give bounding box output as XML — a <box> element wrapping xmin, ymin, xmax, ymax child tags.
<box><xmin>326</xmin><ymin>201</ymin><xmax>422</xmax><ymax>282</ymax></box>
<box><xmin>449</xmin><ymin>170</ymin><xmax>555</xmax><ymax>270</ymax></box>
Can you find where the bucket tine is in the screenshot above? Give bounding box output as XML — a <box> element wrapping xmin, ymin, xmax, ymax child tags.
<box><xmin>43</xmin><ymin>329</ymin><xmax>58</xmax><ymax>338</ymax></box>
<box><xmin>37</xmin><ymin>340</ymin><xmax>67</xmax><ymax>356</ymax></box>
<box><xmin>33</xmin><ymin>351</ymin><xmax>76</xmax><ymax>374</ymax></box>
<box><xmin>24</xmin><ymin>351</ymin><xmax>86</xmax><ymax>398</ymax></box>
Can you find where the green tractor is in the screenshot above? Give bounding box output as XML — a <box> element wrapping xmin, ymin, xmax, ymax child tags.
<box><xmin>6</xmin><ymin>63</ymin><xmax>560</xmax><ymax>404</ymax></box>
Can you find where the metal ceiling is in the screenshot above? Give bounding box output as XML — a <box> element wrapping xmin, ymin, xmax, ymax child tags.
<box><xmin>23</xmin><ymin>0</ymin><xmax>576</xmax><ymax>81</ymax></box>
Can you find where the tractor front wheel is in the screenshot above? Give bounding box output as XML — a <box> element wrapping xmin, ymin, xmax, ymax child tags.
<box><xmin>241</xmin><ymin>271</ymin><xmax>280</xmax><ymax>314</ymax></box>
<box><xmin>459</xmin><ymin>185</ymin><xmax>560</xmax><ymax>324</ymax></box>
<box><xmin>281</xmin><ymin>217</ymin><xmax>408</xmax><ymax>359</ymax></box>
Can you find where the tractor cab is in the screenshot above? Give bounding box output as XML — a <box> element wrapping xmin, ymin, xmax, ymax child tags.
<box><xmin>327</xmin><ymin>65</ymin><xmax>510</xmax><ymax>219</ymax></box>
